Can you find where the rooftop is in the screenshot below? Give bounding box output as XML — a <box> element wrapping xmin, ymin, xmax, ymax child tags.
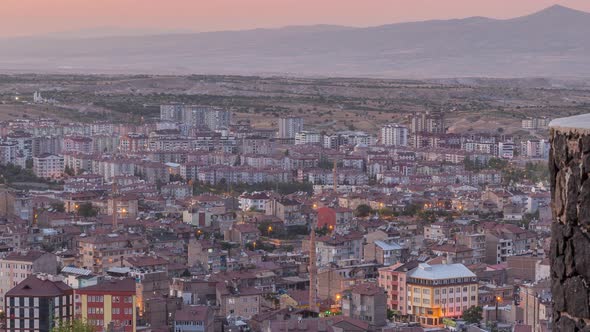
<box><xmin>407</xmin><ymin>263</ymin><xmax>476</xmax><ymax>280</ymax></box>
<box><xmin>6</xmin><ymin>275</ymin><xmax>71</xmax><ymax>297</ymax></box>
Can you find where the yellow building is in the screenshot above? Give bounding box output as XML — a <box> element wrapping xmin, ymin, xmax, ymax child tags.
<box><xmin>75</xmin><ymin>278</ymin><xmax>137</xmax><ymax>332</ymax></box>
<box><xmin>406</xmin><ymin>263</ymin><xmax>478</xmax><ymax>327</ymax></box>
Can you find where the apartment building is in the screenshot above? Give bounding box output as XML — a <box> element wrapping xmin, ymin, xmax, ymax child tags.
<box><xmin>341</xmin><ymin>283</ymin><xmax>387</xmax><ymax>328</ymax></box>
<box><xmin>406</xmin><ymin>263</ymin><xmax>478</xmax><ymax>327</ymax></box>
<box><xmin>77</xmin><ymin>233</ymin><xmax>148</xmax><ymax>273</ymax></box>
<box><xmin>75</xmin><ymin>278</ymin><xmax>136</xmax><ymax>332</ymax></box>
<box><xmin>0</xmin><ymin>251</ymin><xmax>58</xmax><ymax>311</ymax></box>
<box><xmin>4</xmin><ymin>274</ymin><xmax>74</xmax><ymax>332</ymax></box>
<box><xmin>33</xmin><ymin>154</ymin><xmax>64</xmax><ymax>179</ymax></box>
<box><xmin>173</xmin><ymin>306</ymin><xmax>214</xmax><ymax>332</ymax></box>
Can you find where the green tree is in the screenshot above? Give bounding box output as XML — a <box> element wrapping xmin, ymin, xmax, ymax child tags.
<box><xmin>50</xmin><ymin>202</ymin><xmax>65</xmax><ymax>213</ymax></box>
<box><xmin>51</xmin><ymin>318</ymin><xmax>94</xmax><ymax>332</ymax></box>
<box><xmin>462</xmin><ymin>305</ymin><xmax>483</xmax><ymax>324</ymax></box>
<box><xmin>64</xmin><ymin>165</ymin><xmax>75</xmax><ymax>176</ymax></box>
<box><xmin>355</xmin><ymin>204</ymin><xmax>372</xmax><ymax>217</ymax></box>
<box><xmin>77</xmin><ymin>202</ymin><xmax>98</xmax><ymax>217</ymax></box>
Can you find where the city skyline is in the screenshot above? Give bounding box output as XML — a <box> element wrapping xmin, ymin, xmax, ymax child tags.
<box><xmin>1</xmin><ymin>0</ymin><xmax>589</xmax><ymax>37</ymax></box>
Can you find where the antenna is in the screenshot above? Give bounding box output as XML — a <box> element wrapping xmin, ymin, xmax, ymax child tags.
<box><xmin>112</xmin><ymin>182</ymin><xmax>118</xmax><ymax>229</ymax></box>
<box><xmin>333</xmin><ymin>159</ymin><xmax>337</xmax><ymax>192</ymax></box>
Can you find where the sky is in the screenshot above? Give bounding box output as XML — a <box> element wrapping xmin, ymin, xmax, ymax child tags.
<box><xmin>2</xmin><ymin>0</ymin><xmax>590</xmax><ymax>37</ymax></box>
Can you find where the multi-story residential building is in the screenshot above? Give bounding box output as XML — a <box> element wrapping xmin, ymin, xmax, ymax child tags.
<box><xmin>497</xmin><ymin>141</ymin><xmax>515</xmax><ymax>159</ymax></box>
<box><xmin>6</xmin><ymin>132</ymin><xmax>34</xmax><ymax>163</ymax></box>
<box><xmin>322</xmin><ymin>131</ymin><xmax>374</xmax><ymax>149</ymax></box>
<box><xmin>456</xmin><ymin>233</ymin><xmax>486</xmax><ymax>264</ymax></box>
<box><xmin>410</xmin><ymin>111</ymin><xmax>445</xmax><ymax>134</ymax></box>
<box><xmin>423</xmin><ymin>222</ymin><xmax>454</xmax><ymax>241</ymax></box>
<box><xmin>238</xmin><ymin>192</ymin><xmax>270</xmax><ymax>212</ymax></box>
<box><xmin>380</xmin><ymin>124</ymin><xmax>408</xmax><ymax>146</ymax></box>
<box><xmin>119</xmin><ymin>133</ymin><xmax>148</xmax><ymax>152</ymax></box>
<box><xmin>315</xmin><ymin>232</ymin><xmax>364</xmax><ymax>267</ymax></box>
<box><xmin>294</xmin><ymin>131</ymin><xmax>321</xmax><ymax>145</ymax></box>
<box><xmin>62</xmin><ymin>136</ymin><xmax>93</xmax><ymax>154</ymax></box>
<box><xmin>378</xmin><ymin>261</ymin><xmax>419</xmax><ymax>315</ymax></box>
<box><xmin>278</xmin><ymin>117</ymin><xmax>303</xmax><ymax>139</ymax></box>
<box><xmin>484</xmin><ymin>224</ymin><xmax>536</xmax><ymax>264</ymax></box>
<box><xmin>371</xmin><ymin>241</ymin><xmax>405</xmax><ymax>266</ymax></box>
<box><xmin>430</xmin><ymin>245</ymin><xmax>475</xmax><ymax>265</ymax></box>
<box><xmin>77</xmin><ymin>234</ymin><xmax>148</xmax><ymax>273</ymax></box>
<box><xmin>203</xmin><ymin>108</ymin><xmax>231</xmax><ymax>131</ymax></box>
<box><xmin>75</xmin><ymin>278</ymin><xmax>136</xmax><ymax>332</ymax></box>
<box><xmin>341</xmin><ymin>283</ymin><xmax>387</xmax><ymax>328</ymax></box>
<box><xmin>4</xmin><ymin>274</ymin><xmax>74</xmax><ymax>332</ymax></box>
<box><xmin>521</xmin><ymin>139</ymin><xmax>550</xmax><ymax>159</ymax></box>
<box><xmin>160</xmin><ymin>104</ymin><xmax>185</xmax><ymax>122</ymax></box>
<box><xmin>521</xmin><ymin>117</ymin><xmax>550</xmax><ymax>130</ymax></box>
<box><xmin>0</xmin><ymin>140</ymin><xmax>18</xmax><ymax>165</ymax></box>
<box><xmin>317</xmin><ymin>263</ymin><xmax>380</xmax><ymax>302</ymax></box>
<box><xmin>173</xmin><ymin>306</ymin><xmax>214</xmax><ymax>332</ymax></box>
<box><xmin>241</xmin><ymin>136</ymin><xmax>273</xmax><ymax>155</ymax></box>
<box><xmin>216</xmin><ymin>284</ymin><xmax>262</xmax><ymax>319</ymax></box>
<box><xmin>187</xmin><ymin>239</ymin><xmax>227</xmax><ymax>273</ymax></box>
<box><xmin>34</xmin><ymin>135</ymin><xmax>66</xmax><ymax>160</ymax></box>
<box><xmin>0</xmin><ymin>251</ymin><xmax>58</xmax><ymax>311</ymax></box>
<box><xmin>160</xmin><ymin>105</ymin><xmax>230</xmax><ymax>131</ymax></box>
<box><xmin>266</xmin><ymin>198</ymin><xmax>305</xmax><ymax>227</ymax></box>
<box><xmin>33</xmin><ymin>154</ymin><xmax>64</xmax><ymax>179</ymax></box>
<box><xmin>406</xmin><ymin>263</ymin><xmax>478</xmax><ymax>327</ymax></box>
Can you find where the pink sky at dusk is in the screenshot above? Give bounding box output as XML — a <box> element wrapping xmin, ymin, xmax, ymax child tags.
<box><xmin>2</xmin><ymin>0</ymin><xmax>590</xmax><ymax>37</ymax></box>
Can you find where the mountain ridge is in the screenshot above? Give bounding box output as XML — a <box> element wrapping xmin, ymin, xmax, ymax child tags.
<box><xmin>1</xmin><ymin>5</ymin><xmax>589</xmax><ymax>78</ymax></box>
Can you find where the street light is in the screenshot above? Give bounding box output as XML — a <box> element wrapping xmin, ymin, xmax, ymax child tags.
<box><xmin>495</xmin><ymin>296</ymin><xmax>502</xmax><ymax>321</ymax></box>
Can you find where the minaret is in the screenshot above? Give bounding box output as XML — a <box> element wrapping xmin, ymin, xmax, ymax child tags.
<box><xmin>309</xmin><ymin>228</ymin><xmax>318</xmax><ymax>313</ymax></box>
<box><xmin>332</xmin><ymin>159</ymin><xmax>337</xmax><ymax>192</ymax></box>
<box><xmin>112</xmin><ymin>182</ymin><xmax>118</xmax><ymax>229</ymax></box>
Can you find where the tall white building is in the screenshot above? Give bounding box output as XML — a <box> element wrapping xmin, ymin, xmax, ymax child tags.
<box><xmin>294</xmin><ymin>131</ymin><xmax>321</xmax><ymax>145</ymax></box>
<box><xmin>33</xmin><ymin>154</ymin><xmax>64</xmax><ymax>179</ymax></box>
<box><xmin>278</xmin><ymin>117</ymin><xmax>304</xmax><ymax>139</ymax></box>
<box><xmin>160</xmin><ymin>104</ymin><xmax>231</xmax><ymax>130</ymax></box>
<box><xmin>380</xmin><ymin>124</ymin><xmax>408</xmax><ymax>146</ymax></box>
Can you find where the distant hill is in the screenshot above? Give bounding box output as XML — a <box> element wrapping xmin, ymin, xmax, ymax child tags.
<box><xmin>1</xmin><ymin>5</ymin><xmax>589</xmax><ymax>78</ymax></box>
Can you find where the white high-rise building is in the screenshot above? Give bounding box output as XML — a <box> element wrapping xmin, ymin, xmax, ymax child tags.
<box><xmin>278</xmin><ymin>117</ymin><xmax>304</xmax><ymax>139</ymax></box>
<box><xmin>295</xmin><ymin>131</ymin><xmax>321</xmax><ymax>145</ymax></box>
<box><xmin>33</xmin><ymin>154</ymin><xmax>64</xmax><ymax>179</ymax></box>
<box><xmin>380</xmin><ymin>124</ymin><xmax>408</xmax><ymax>146</ymax></box>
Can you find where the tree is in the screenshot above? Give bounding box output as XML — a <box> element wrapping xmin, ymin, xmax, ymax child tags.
<box><xmin>51</xmin><ymin>318</ymin><xmax>94</xmax><ymax>332</ymax></box>
<box><xmin>77</xmin><ymin>202</ymin><xmax>98</xmax><ymax>218</ymax></box>
<box><xmin>355</xmin><ymin>204</ymin><xmax>372</xmax><ymax>217</ymax></box>
<box><xmin>50</xmin><ymin>202</ymin><xmax>65</xmax><ymax>213</ymax></box>
<box><xmin>462</xmin><ymin>305</ymin><xmax>483</xmax><ymax>324</ymax></box>
<box><xmin>64</xmin><ymin>165</ymin><xmax>75</xmax><ymax>176</ymax></box>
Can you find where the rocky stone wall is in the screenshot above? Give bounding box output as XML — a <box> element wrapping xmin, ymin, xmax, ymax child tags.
<box><xmin>550</xmin><ymin>118</ymin><xmax>590</xmax><ymax>331</ymax></box>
